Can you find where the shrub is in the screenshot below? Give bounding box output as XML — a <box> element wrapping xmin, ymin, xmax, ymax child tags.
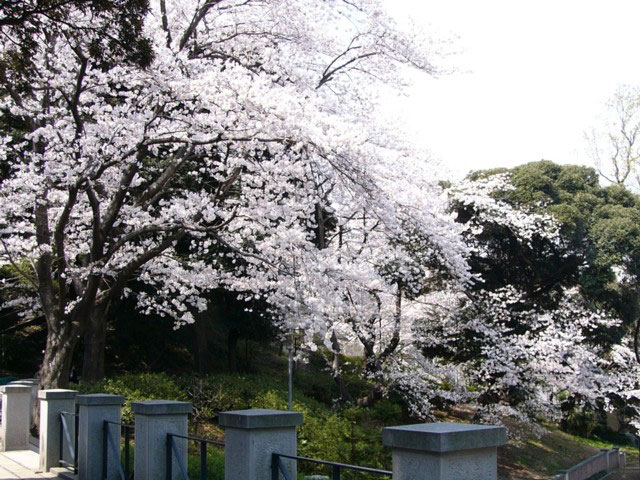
<box><xmin>252</xmin><ymin>390</ymin><xmax>391</xmax><ymax>474</ymax></box>
<box><xmin>77</xmin><ymin>372</ymin><xmax>186</xmax><ymax>423</ymax></box>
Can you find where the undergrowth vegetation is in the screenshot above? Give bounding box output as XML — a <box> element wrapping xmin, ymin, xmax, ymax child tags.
<box><xmin>76</xmin><ymin>355</ymin><xmax>637</xmax><ymax>480</ymax></box>
<box><xmin>76</xmin><ymin>364</ymin><xmax>400</xmax><ymax>477</ymax></box>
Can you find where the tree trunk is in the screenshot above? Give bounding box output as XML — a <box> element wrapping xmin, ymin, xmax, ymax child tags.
<box><xmin>329</xmin><ymin>331</ymin><xmax>353</xmax><ymax>402</ymax></box>
<box><xmin>193</xmin><ymin>313</ymin><xmax>210</xmax><ymax>374</ymax></box>
<box><xmin>82</xmin><ymin>304</ymin><xmax>108</xmax><ymax>383</ymax></box>
<box><xmin>356</xmin><ymin>353</ymin><xmax>384</xmax><ymax>407</ymax></box>
<box><xmin>38</xmin><ymin>324</ymin><xmax>80</xmax><ymax>390</ymax></box>
<box><xmin>227</xmin><ymin>327</ymin><xmax>239</xmax><ymax>373</ymax></box>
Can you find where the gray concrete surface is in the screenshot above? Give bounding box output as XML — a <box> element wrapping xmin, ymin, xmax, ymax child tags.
<box><xmin>1</xmin><ymin>386</ymin><xmax>32</xmax><ymax>452</ymax></box>
<box><xmin>38</xmin><ymin>390</ymin><xmax>77</xmax><ymax>473</ymax></box>
<box><xmin>383</xmin><ymin>422</ymin><xmax>507</xmax><ymax>480</ymax></box>
<box><xmin>76</xmin><ymin>394</ymin><xmax>124</xmax><ymax>480</ymax></box>
<box><xmin>220</xmin><ymin>408</ymin><xmax>303</xmax><ymax>480</ymax></box>
<box><xmin>132</xmin><ymin>400</ymin><xmax>191</xmax><ymax>480</ymax></box>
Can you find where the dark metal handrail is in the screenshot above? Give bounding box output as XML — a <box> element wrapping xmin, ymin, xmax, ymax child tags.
<box><xmin>166</xmin><ymin>434</ymin><xmax>190</xmax><ymax>480</ymax></box>
<box><xmin>103</xmin><ymin>420</ymin><xmax>134</xmax><ymax>480</ymax></box>
<box><xmin>59</xmin><ymin>411</ymin><xmax>78</xmax><ymax>474</ymax></box>
<box><xmin>168</xmin><ymin>433</ymin><xmax>225</xmax><ymax>448</ymax></box>
<box><xmin>272</xmin><ymin>452</ymin><xmax>392</xmax><ymax>480</ymax></box>
<box><xmin>166</xmin><ymin>432</ymin><xmax>225</xmax><ymax>480</ymax></box>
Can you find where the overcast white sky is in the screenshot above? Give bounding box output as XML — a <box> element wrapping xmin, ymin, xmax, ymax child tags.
<box><xmin>383</xmin><ymin>0</ymin><xmax>640</xmax><ymax>179</ymax></box>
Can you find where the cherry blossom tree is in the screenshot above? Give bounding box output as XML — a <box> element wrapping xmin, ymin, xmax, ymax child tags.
<box><xmin>415</xmin><ymin>171</ymin><xmax>640</xmax><ymax>426</ymax></box>
<box><xmin>0</xmin><ymin>0</ymin><xmax>460</xmax><ymax>387</ymax></box>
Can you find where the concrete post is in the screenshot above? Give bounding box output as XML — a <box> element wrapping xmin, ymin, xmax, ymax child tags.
<box><xmin>38</xmin><ymin>389</ymin><xmax>77</xmax><ymax>472</ymax></box>
<box><xmin>132</xmin><ymin>400</ymin><xmax>192</xmax><ymax>480</ymax></box>
<box><xmin>218</xmin><ymin>408</ymin><xmax>303</xmax><ymax>480</ymax></box>
<box><xmin>77</xmin><ymin>394</ymin><xmax>125</xmax><ymax>480</ymax></box>
<box><xmin>1</xmin><ymin>385</ymin><xmax>32</xmax><ymax>451</ymax></box>
<box><xmin>383</xmin><ymin>422</ymin><xmax>507</xmax><ymax>480</ymax></box>
<box><xmin>9</xmin><ymin>379</ymin><xmax>39</xmax><ymax>429</ymax></box>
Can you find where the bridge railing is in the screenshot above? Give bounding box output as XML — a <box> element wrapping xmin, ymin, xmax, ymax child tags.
<box><xmin>165</xmin><ymin>432</ymin><xmax>224</xmax><ymax>480</ymax></box>
<box><xmin>271</xmin><ymin>452</ymin><xmax>392</xmax><ymax>480</ymax></box>
<box><xmin>59</xmin><ymin>410</ymin><xmax>78</xmax><ymax>474</ymax></box>
<box><xmin>4</xmin><ymin>386</ymin><xmax>522</xmax><ymax>480</ymax></box>
<box><xmin>553</xmin><ymin>448</ymin><xmax>626</xmax><ymax>480</ymax></box>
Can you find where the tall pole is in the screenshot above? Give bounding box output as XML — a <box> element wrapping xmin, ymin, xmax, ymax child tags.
<box><xmin>287</xmin><ymin>331</ymin><xmax>293</xmax><ymax>411</ymax></box>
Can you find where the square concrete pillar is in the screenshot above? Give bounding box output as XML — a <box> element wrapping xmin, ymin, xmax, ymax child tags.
<box><xmin>77</xmin><ymin>394</ymin><xmax>125</xmax><ymax>480</ymax></box>
<box><xmin>38</xmin><ymin>389</ymin><xmax>77</xmax><ymax>472</ymax></box>
<box><xmin>9</xmin><ymin>379</ymin><xmax>39</xmax><ymax>429</ymax></box>
<box><xmin>218</xmin><ymin>408</ymin><xmax>303</xmax><ymax>480</ymax></box>
<box><xmin>1</xmin><ymin>385</ymin><xmax>32</xmax><ymax>451</ymax></box>
<box><xmin>132</xmin><ymin>400</ymin><xmax>192</xmax><ymax>480</ymax></box>
<box><xmin>383</xmin><ymin>422</ymin><xmax>507</xmax><ymax>480</ymax></box>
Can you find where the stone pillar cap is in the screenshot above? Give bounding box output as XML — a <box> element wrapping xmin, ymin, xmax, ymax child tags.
<box><xmin>1</xmin><ymin>385</ymin><xmax>32</xmax><ymax>394</ymax></box>
<box><xmin>383</xmin><ymin>422</ymin><xmax>507</xmax><ymax>453</ymax></box>
<box><xmin>131</xmin><ymin>400</ymin><xmax>192</xmax><ymax>415</ymax></box>
<box><xmin>38</xmin><ymin>389</ymin><xmax>78</xmax><ymax>400</ymax></box>
<box><xmin>77</xmin><ymin>394</ymin><xmax>125</xmax><ymax>406</ymax></box>
<box><xmin>9</xmin><ymin>379</ymin><xmax>38</xmax><ymax>385</ymax></box>
<box><xmin>218</xmin><ymin>408</ymin><xmax>304</xmax><ymax>429</ymax></box>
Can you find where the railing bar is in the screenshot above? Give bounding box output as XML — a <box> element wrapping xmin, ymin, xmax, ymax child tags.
<box><xmin>103</xmin><ymin>421</ymin><xmax>134</xmax><ymax>429</ymax></box>
<box><xmin>273</xmin><ymin>453</ymin><xmax>392</xmax><ymax>475</ymax></box>
<box><xmin>271</xmin><ymin>453</ymin><xmax>279</xmax><ymax>480</ymax></box>
<box><xmin>59</xmin><ymin>414</ymin><xmax>63</xmax><ymax>469</ymax></box>
<box><xmin>167</xmin><ymin>433</ymin><xmax>224</xmax><ymax>446</ymax></box>
<box><xmin>124</xmin><ymin>425</ymin><xmax>131</xmax><ymax>480</ymax></box>
<box><xmin>74</xmin><ymin>408</ymin><xmax>79</xmax><ymax>474</ymax></box>
<box><xmin>104</xmin><ymin>421</ymin><xmax>127</xmax><ymax>480</ymax></box>
<box><xmin>166</xmin><ymin>435</ymin><xmax>172</xmax><ymax>480</ymax></box>
<box><xmin>103</xmin><ymin>421</ymin><xmax>108</xmax><ymax>480</ymax></box>
<box><xmin>276</xmin><ymin>455</ymin><xmax>293</xmax><ymax>480</ymax></box>
<box><xmin>333</xmin><ymin>464</ymin><xmax>340</xmax><ymax>480</ymax></box>
<box><xmin>168</xmin><ymin>435</ymin><xmax>190</xmax><ymax>480</ymax></box>
<box><xmin>200</xmin><ymin>440</ymin><xmax>207</xmax><ymax>480</ymax></box>
<box><xmin>60</xmin><ymin>413</ymin><xmax>75</xmax><ymax>464</ymax></box>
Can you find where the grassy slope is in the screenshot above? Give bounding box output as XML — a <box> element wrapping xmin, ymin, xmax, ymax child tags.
<box><xmin>498</xmin><ymin>426</ymin><xmax>637</xmax><ymax>479</ymax></box>
<box><xmin>433</xmin><ymin>408</ymin><xmax>635</xmax><ymax>480</ymax></box>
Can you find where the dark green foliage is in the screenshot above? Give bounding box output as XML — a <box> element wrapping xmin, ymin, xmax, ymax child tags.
<box><xmin>80</xmin><ymin>370</ymin><xmax>399</xmax><ymax>478</ymax></box>
<box><xmin>186</xmin><ymin>446</ymin><xmax>225</xmax><ymax>480</ymax></box>
<box><xmin>0</xmin><ymin>0</ymin><xmax>153</xmax><ymax>75</ymax></box>
<box><xmin>77</xmin><ymin>372</ymin><xmax>187</xmax><ymax>423</ymax></box>
<box><xmin>464</xmin><ymin>160</ymin><xmax>640</xmax><ymax>330</ymax></box>
<box><xmin>428</xmin><ymin>161</ymin><xmax>640</xmax><ymax>418</ymax></box>
<box><xmin>253</xmin><ymin>391</ymin><xmax>392</xmax><ymax>476</ymax></box>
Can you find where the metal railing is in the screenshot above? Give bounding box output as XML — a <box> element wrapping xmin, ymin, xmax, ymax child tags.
<box><xmin>271</xmin><ymin>453</ymin><xmax>392</xmax><ymax>480</ymax></box>
<box><xmin>59</xmin><ymin>410</ymin><xmax>78</xmax><ymax>474</ymax></box>
<box><xmin>103</xmin><ymin>420</ymin><xmax>135</xmax><ymax>480</ymax></box>
<box><xmin>166</xmin><ymin>432</ymin><xmax>225</xmax><ymax>480</ymax></box>
<box><xmin>552</xmin><ymin>448</ymin><xmax>625</xmax><ymax>480</ymax></box>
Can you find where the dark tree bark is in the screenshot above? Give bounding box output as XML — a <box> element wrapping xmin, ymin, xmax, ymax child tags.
<box><xmin>329</xmin><ymin>331</ymin><xmax>353</xmax><ymax>402</ymax></box>
<box><xmin>227</xmin><ymin>327</ymin><xmax>239</xmax><ymax>373</ymax></box>
<box><xmin>193</xmin><ymin>312</ymin><xmax>210</xmax><ymax>374</ymax></box>
<box><xmin>81</xmin><ymin>304</ymin><xmax>108</xmax><ymax>382</ymax></box>
<box><xmin>353</xmin><ymin>284</ymin><xmax>403</xmax><ymax>407</ymax></box>
<box><xmin>37</xmin><ymin>321</ymin><xmax>80</xmax><ymax>389</ymax></box>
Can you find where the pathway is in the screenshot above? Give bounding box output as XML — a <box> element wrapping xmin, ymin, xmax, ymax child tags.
<box><xmin>0</xmin><ymin>451</ymin><xmax>65</xmax><ymax>480</ymax></box>
<box><xmin>607</xmin><ymin>460</ymin><xmax>640</xmax><ymax>480</ymax></box>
